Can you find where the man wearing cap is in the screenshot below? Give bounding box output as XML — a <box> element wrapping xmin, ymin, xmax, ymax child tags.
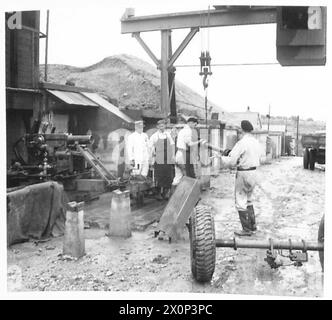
<box><xmin>172</xmin><ymin>116</ymin><xmax>206</xmax><ymax>187</ymax></box>
<box><xmin>220</xmin><ymin>120</ymin><xmax>261</xmax><ymax>236</ymax></box>
<box><xmin>150</xmin><ymin>119</ymin><xmax>175</xmax><ymax>200</ymax></box>
<box><xmin>127</xmin><ymin>120</ymin><xmax>150</xmax><ymax>177</ymax></box>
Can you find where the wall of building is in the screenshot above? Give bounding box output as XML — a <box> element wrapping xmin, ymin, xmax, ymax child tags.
<box><xmin>6</xmin><ymin>11</ymin><xmax>41</xmax><ymax>167</ymax></box>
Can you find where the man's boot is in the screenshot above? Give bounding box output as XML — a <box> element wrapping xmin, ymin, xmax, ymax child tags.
<box><xmin>247</xmin><ymin>205</ymin><xmax>257</xmax><ymax>232</ymax></box>
<box><xmin>234</xmin><ymin>210</ymin><xmax>253</xmax><ymax>237</ymax></box>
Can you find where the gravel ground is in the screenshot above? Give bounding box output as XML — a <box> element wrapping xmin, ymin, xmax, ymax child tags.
<box><xmin>7</xmin><ymin>157</ymin><xmax>325</xmax><ymax>297</ymax></box>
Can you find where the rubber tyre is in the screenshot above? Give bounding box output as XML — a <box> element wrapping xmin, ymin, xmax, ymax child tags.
<box><xmin>318</xmin><ymin>216</ymin><xmax>324</xmax><ymax>271</ymax></box>
<box><xmin>303</xmin><ymin>148</ymin><xmax>309</xmax><ymax>169</ymax></box>
<box><xmin>309</xmin><ymin>149</ymin><xmax>316</xmax><ymax>171</ymax></box>
<box><xmin>189</xmin><ymin>205</ymin><xmax>216</xmax><ymax>283</ymax></box>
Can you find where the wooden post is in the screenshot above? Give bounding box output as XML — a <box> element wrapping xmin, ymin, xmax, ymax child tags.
<box><xmin>109</xmin><ymin>190</ymin><xmax>132</xmax><ymax>238</ymax></box>
<box><xmin>63</xmin><ymin>201</ymin><xmax>85</xmax><ymax>258</ymax></box>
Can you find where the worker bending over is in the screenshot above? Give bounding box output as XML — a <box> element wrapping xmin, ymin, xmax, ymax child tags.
<box><xmin>127</xmin><ymin>120</ymin><xmax>150</xmax><ymax>178</ymax></box>
<box><xmin>220</xmin><ymin>120</ymin><xmax>261</xmax><ymax>237</ymax></box>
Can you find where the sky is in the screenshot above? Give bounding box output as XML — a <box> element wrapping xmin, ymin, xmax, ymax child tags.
<box><xmin>25</xmin><ymin>0</ymin><xmax>329</xmax><ymax>122</ymax></box>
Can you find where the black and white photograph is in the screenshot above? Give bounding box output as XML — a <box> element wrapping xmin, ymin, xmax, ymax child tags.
<box><xmin>2</xmin><ymin>0</ymin><xmax>330</xmax><ymax>301</ymax></box>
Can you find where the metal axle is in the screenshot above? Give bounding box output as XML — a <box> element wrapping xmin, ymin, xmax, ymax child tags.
<box><xmin>216</xmin><ymin>238</ymin><xmax>323</xmax><ymax>251</ymax></box>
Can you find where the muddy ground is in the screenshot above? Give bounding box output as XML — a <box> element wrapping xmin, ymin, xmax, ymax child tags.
<box><xmin>7</xmin><ymin>157</ymin><xmax>325</xmax><ymax>297</ymax></box>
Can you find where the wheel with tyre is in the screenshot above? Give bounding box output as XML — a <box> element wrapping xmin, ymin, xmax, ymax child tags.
<box><xmin>309</xmin><ymin>149</ymin><xmax>316</xmax><ymax>170</ymax></box>
<box><xmin>303</xmin><ymin>148</ymin><xmax>309</xmax><ymax>169</ymax></box>
<box><xmin>189</xmin><ymin>204</ymin><xmax>216</xmax><ymax>283</ymax></box>
<box><xmin>318</xmin><ymin>215</ymin><xmax>324</xmax><ymax>271</ymax></box>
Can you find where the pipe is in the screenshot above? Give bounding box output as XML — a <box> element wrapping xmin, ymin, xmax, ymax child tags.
<box><xmin>215</xmin><ymin>238</ymin><xmax>324</xmax><ymax>251</ymax></box>
<box><xmin>44</xmin><ymin>10</ymin><xmax>49</xmax><ymax>82</ymax></box>
<box><xmin>6</xmin><ymin>87</ymin><xmax>42</xmax><ymax>94</ymax></box>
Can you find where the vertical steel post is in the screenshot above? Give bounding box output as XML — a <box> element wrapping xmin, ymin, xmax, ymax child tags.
<box><xmin>296</xmin><ymin>115</ymin><xmax>300</xmax><ymax>156</ymax></box>
<box><xmin>44</xmin><ymin>10</ymin><xmax>49</xmax><ymax>82</ymax></box>
<box><xmin>267</xmin><ymin>104</ymin><xmax>271</xmax><ymax>133</ymax></box>
<box><xmin>161</xmin><ymin>30</ymin><xmax>170</xmax><ymax>117</ymax></box>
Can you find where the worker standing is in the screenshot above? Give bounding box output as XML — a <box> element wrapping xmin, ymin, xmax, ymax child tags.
<box><xmin>150</xmin><ymin>119</ymin><xmax>175</xmax><ymax>200</ymax></box>
<box><xmin>172</xmin><ymin>116</ymin><xmax>206</xmax><ymax>187</ymax></box>
<box><xmin>127</xmin><ymin>120</ymin><xmax>150</xmax><ymax>178</ymax></box>
<box><xmin>220</xmin><ymin>120</ymin><xmax>261</xmax><ymax>237</ymax></box>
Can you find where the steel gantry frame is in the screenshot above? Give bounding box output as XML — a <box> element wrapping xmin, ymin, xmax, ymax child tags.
<box><xmin>121</xmin><ymin>6</ymin><xmax>277</xmax><ymax>121</ymax></box>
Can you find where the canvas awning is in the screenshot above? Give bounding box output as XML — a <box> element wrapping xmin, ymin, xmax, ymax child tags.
<box><xmin>46</xmin><ymin>89</ymin><xmax>99</xmax><ymax>107</ymax></box>
<box><xmin>81</xmin><ymin>92</ymin><xmax>133</xmax><ymax>123</ymax></box>
<box><xmin>46</xmin><ymin>89</ymin><xmax>133</xmax><ymax>123</ymax></box>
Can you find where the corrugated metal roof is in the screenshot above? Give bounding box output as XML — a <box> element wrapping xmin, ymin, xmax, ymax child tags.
<box><xmin>47</xmin><ymin>90</ymin><xmax>99</xmax><ymax>107</ymax></box>
<box><xmin>81</xmin><ymin>92</ymin><xmax>133</xmax><ymax>123</ymax></box>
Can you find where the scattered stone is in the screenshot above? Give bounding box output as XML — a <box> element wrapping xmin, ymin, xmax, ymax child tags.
<box><xmin>152</xmin><ymin>255</ymin><xmax>170</xmax><ymax>264</ymax></box>
<box><xmin>106</xmin><ymin>271</ymin><xmax>114</xmax><ymax>277</ymax></box>
<box><xmin>120</xmin><ymin>277</ymin><xmax>125</xmax><ymax>282</ymax></box>
<box><xmin>61</xmin><ymin>255</ymin><xmax>78</xmax><ymax>261</ymax></box>
<box><xmin>73</xmin><ymin>275</ymin><xmax>84</xmax><ymax>281</ymax></box>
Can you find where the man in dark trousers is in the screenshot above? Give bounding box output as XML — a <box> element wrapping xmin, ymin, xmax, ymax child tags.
<box><xmin>150</xmin><ymin>119</ymin><xmax>175</xmax><ymax>200</ymax></box>
<box><xmin>172</xmin><ymin>116</ymin><xmax>206</xmax><ymax>187</ymax></box>
<box><xmin>220</xmin><ymin>120</ymin><xmax>261</xmax><ymax>236</ymax></box>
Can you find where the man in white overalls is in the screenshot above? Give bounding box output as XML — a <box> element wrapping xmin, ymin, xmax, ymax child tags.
<box><xmin>127</xmin><ymin>120</ymin><xmax>150</xmax><ymax>178</ymax></box>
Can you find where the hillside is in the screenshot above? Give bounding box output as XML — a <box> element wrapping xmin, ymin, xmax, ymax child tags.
<box><xmin>40</xmin><ymin>54</ymin><xmax>227</xmax><ymax>119</ymax></box>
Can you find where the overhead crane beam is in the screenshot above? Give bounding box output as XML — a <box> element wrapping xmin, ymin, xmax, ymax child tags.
<box><xmin>121</xmin><ymin>7</ymin><xmax>277</xmax><ymax>34</ymax></box>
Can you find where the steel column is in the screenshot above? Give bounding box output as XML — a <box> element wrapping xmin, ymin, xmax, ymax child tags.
<box><xmin>160</xmin><ymin>30</ymin><xmax>171</xmax><ymax>117</ymax></box>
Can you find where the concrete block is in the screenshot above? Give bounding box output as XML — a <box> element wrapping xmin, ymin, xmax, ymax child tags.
<box><xmin>63</xmin><ymin>201</ymin><xmax>85</xmax><ymax>258</ymax></box>
<box><xmin>109</xmin><ymin>190</ymin><xmax>132</xmax><ymax>238</ymax></box>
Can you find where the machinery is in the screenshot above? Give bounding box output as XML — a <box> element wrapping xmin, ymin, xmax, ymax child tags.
<box><xmin>7</xmin><ymin>121</ymin><xmax>155</xmax><ymax>205</ymax></box>
<box><xmin>8</xmin><ymin>130</ymin><xmax>116</xmax><ymax>188</ymax></box>
<box><xmin>301</xmin><ymin>132</ymin><xmax>326</xmax><ymax>171</ymax></box>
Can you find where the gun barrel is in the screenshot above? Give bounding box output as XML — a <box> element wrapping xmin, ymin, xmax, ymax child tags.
<box><xmin>67</xmin><ymin>135</ymin><xmax>92</xmax><ymax>145</ymax></box>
